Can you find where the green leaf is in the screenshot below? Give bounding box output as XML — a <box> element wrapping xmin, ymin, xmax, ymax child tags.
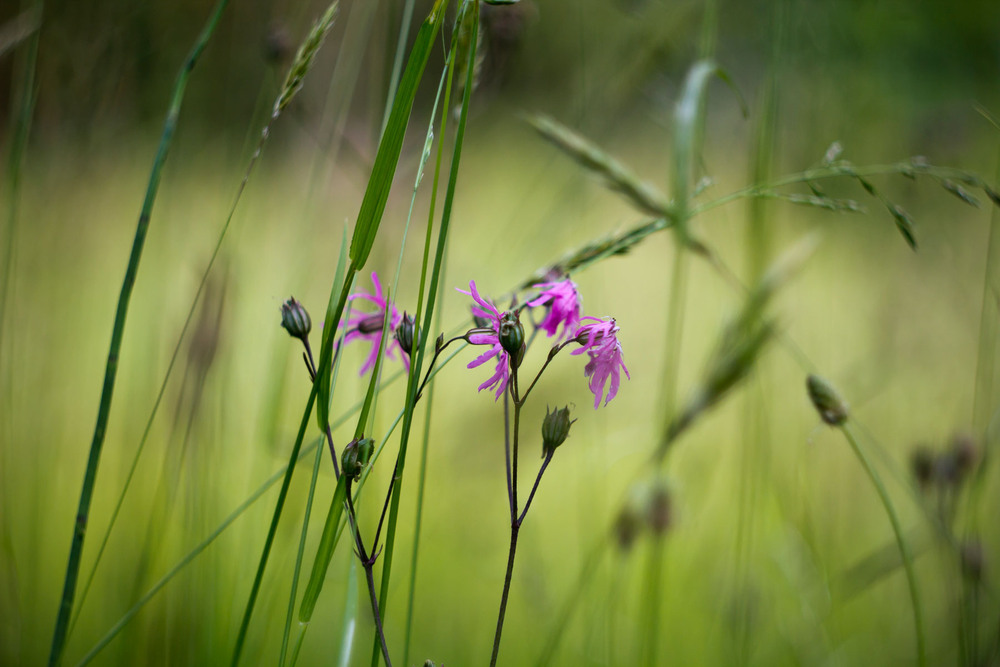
<box><xmin>348</xmin><ymin>0</ymin><xmax>447</xmax><ymax>269</ymax></box>
<box><xmin>299</xmin><ymin>475</ymin><xmax>349</xmax><ymax>623</ymax></box>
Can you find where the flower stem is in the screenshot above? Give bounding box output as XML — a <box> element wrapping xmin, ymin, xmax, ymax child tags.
<box><xmin>347</xmin><ymin>482</ymin><xmax>393</xmax><ymax>667</ymax></box>
<box><xmin>518</xmin><ymin>452</ymin><xmax>553</xmax><ymax>525</ymax></box>
<box><xmin>840</xmin><ymin>423</ymin><xmax>926</xmax><ymax>667</ymax></box>
<box><xmin>490</xmin><ymin>524</ymin><xmax>521</xmax><ymax>667</ymax></box>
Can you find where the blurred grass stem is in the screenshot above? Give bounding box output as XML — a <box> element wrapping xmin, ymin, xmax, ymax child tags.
<box><xmin>47</xmin><ymin>3</ymin><xmax>230</xmax><ymax>663</ymax></box>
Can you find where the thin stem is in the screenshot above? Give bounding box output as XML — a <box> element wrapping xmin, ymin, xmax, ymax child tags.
<box><xmin>346</xmin><ymin>482</ymin><xmax>392</xmax><ymax>667</ymax></box>
<box><xmin>504</xmin><ymin>390</ymin><xmax>514</xmax><ymax>522</ymax></box>
<box><xmin>303</xmin><ymin>337</ymin><xmax>343</xmax><ymax>477</ymax></box>
<box><xmin>840</xmin><ymin>424</ymin><xmax>926</xmax><ymax>667</ymax></box>
<box><xmin>511</xmin><ymin>380</ymin><xmax>521</xmax><ymax>515</ymax></box>
<box><xmin>489</xmin><ymin>524</ymin><xmax>520</xmax><ymax>667</ymax></box>
<box><xmin>520</xmin><ymin>342</ymin><xmax>571</xmax><ymax>404</ymax></box>
<box><xmin>518</xmin><ymin>451</ymin><xmax>553</xmax><ymax>526</ymax></box>
<box><xmin>414</xmin><ymin>335</ymin><xmax>465</xmax><ymax>401</ymax></box>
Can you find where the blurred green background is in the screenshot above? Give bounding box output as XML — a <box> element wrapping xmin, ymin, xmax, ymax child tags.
<box><xmin>2</xmin><ymin>0</ymin><xmax>1000</xmax><ymax>665</ymax></box>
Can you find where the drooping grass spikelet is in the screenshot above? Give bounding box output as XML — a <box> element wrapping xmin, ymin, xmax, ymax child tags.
<box><xmin>274</xmin><ymin>2</ymin><xmax>340</xmax><ymax>116</ymax></box>
<box><xmin>528</xmin><ymin>114</ymin><xmax>674</xmax><ymax>218</ymax></box>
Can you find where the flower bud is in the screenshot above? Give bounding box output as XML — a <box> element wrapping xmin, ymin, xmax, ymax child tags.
<box><xmin>498</xmin><ymin>311</ymin><xmax>525</xmax><ymax>358</ymax></box>
<box><xmin>646</xmin><ymin>482</ymin><xmax>672</xmax><ymax>536</ymax></box>
<box><xmin>541</xmin><ymin>406</ymin><xmax>574</xmax><ymax>456</ymax></box>
<box><xmin>960</xmin><ymin>540</ymin><xmax>985</xmax><ymax>583</ymax></box>
<box><xmin>806</xmin><ymin>374</ymin><xmax>849</xmax><ymax>426</ymax></box>
<box><xmin>613</xmin><ymin>504</ymin><xmax>642</xmax><ymax>553</ymax></box>
<box><xmin>951</xmin><ymin>433</ymin><xmax>977</xmax><ymax>481</ymax></box>
<box><xmin>341</xmin><ymin>437</ymin><xmax>374</xmax><ymax>481</ymax></box>
<box><xmin>280</xmin><ymin>297</ymin><xmax>312</xmax><ymax>340</ymax></box>
<box><xmin>394</xmin><ymin>311</ymin><xmax>419</xmax><ymax>358</ymax></box>
<box><xmin>910</xmin><ymin>446</ymin><xmax>935</xmax><ymax>490</ymax></box>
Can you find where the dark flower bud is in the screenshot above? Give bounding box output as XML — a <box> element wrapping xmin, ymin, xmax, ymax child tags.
<box><xmin>280</xmin><ymin>297</ymin><xmax>312</xmax><ymax>340</ymax></box>
<box><xmin>541</xmin><ymin>406</ymin><xmax>575</xmax><ymax>456</ymax></box>
<box><xmin>394</xmin><ymin>311</ymin><xmax>420</xmax><ymax>357</ymax></box>
<box><xmin>960</xmin><ymin>540</ymin><xmax>984</xmax><ymax>583</ymax></box>
<box><xmin>806</xmin><ymin>374</ymin><xmax>849</xmax><ymax>426</ymax></box>
<box><xmin>435</xmin><ymin>333</ymin><xmax>445</xmax><ymax>353</ymax></box>
<box><xmin>646</xmin><ymin>482</ymin><xmax>672</xmax><ymax>536</ymax></box>
<box><xmin>951</xmin><ymin>433</ymin><xmax>977</xmax><ymax>481</ymax></box>
<box><xmin>498</xmin><ymin>311</ymin><xmax>525</xmax><ymax>358</ymax></box>
<box><xmin>356</xmin><ymin>313</ymin><xmax>385</xmax><ymax>335</ymax></box>
<box><xmin>341</xmin><ymin>437</ymin><xmax>374</xmax><ymax>481</ymax></box>
<box><xmin>910</xmin><ymin>446</ymin><xmax>935</xmax><ymax>490</ymax></box>
<box><xmin>614</xmin><ymin>496</ymin><xmax>644</xmax><ymax>553</ymax></box>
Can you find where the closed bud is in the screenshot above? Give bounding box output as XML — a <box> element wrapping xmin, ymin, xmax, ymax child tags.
<box><xmin>960</xmin><ymin>540</ymin><xmax>984</xmax><ymax>583</ymax></box>
<box><xmin>280</xmin><ymin>297</ymin><xmax>312</xmax><ymax>340</ymax></box>
<box><xmin>806</xmin><ymin>374</ymin><xmax>849</xmax><ymax>426</ymax></box>
<box><xmin>647</xmin><ymin>482</ymin><xmax>672</xmax><ymax>536</ymax></box>
<box><xmin>341</xmin><ymin>437</ymin><xmax>374</xmax><ymax>481</ymax></box>
<box><xmin>951</xmin><ymin>433</ymin><xmax>977</xmax><ymax>481</ymax></box>
<box><xmin>541</xmin><ymin>406</ymin><xmax>574</xmax><ymax>456</ymax></box>
<box><xmin>910</xmin><ymin>446</ymin><xmax>935</xmax><ymax>489</ymax></box>
<box><xmin>394</xmin><ymin>311</ymin><xmax>420</xmax><ymax>358</ymax></box>
<box><xmin>498</xmin><ymin>311</ymin><xmax>525</xmax><ymax>358</ymax></box>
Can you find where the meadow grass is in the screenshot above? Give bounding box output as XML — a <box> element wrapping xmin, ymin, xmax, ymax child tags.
<box><xmin>2</xmin><ymin>0</ymin><xmax>999</xmax><ymax>665</ymax></box>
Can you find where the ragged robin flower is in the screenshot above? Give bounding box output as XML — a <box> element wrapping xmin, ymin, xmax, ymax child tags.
<box><xmin>572</xmin><ymin>316</ymin><xmax>630</xmax><ymax>408</ymax></box>
<box><xmin>457</xmin><ymin>280</ymin><xmax>513</xmax><ymax>400</ymax></box>
<box><xmin>527</xmin><ymin>278</ymin><xmax>582</xmax><ymax>342</ymax></box>
<box><xmin>343</xmin><ymin>272</ymin><xmax>405</xmax><ymax>375</ymax></box>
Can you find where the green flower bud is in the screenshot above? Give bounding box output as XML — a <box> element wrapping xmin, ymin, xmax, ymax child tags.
<box><xmin>541</xmin><ymin>405</ymin><xmax>574</xmax><ymax>456</ymax></box>
<box><xmin>394</xmin><ymin>311</ymin><xmax>420</xmax><ymax>358</ymax></box>
<box><xmin>498</xmin><ymin>311</ymin><xmax>525</xmax><ymax>358</ymax></box>
<box><xmin>806</xmin><ymin>374</ymin><xmax>849</xmax><ymax>426</ymax></box>
<box><xmin>280</xmin><ymin>297</ymin><xmax>311</xmax><ymax>340</ymax></box>
<box><xmin>341</xmin><ymin>437</ymin><xmax>374</xmax><ymax>481</ymax></box>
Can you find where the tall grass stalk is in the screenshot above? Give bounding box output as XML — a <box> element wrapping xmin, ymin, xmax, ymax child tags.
<box><xmin>733</xmin><ymin>3</ymin><xmax>784</xmax><ymax>661</ymax></box>
<box><xmin>46</xmin><ymin>3</ymin><xmax>231</xmax><ymax>663</ymax></box>
<box><xmin>369</xmin><ymin>4</ymin><xmax>476</xmax><ymax>664</ymax></box>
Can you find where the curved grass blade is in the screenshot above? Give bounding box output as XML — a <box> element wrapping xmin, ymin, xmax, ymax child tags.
<box><xmin>298</xmin><ymin>475</ymin><xmax>349</xmax><ymax>622</ymax></box>
<box><xmin>347</xmin><ymin>0</ymin><xmax>447</xmax><ymax>269</ymax></box>
<box><xmin>672</xmin><ymin>60</ymin><xmax>746</xmax><ymax>242</ymax></box>
<box><xmin>47</xmin><ymin>3</ymin><xmax>230</xmax><ymax>663</ymax></box>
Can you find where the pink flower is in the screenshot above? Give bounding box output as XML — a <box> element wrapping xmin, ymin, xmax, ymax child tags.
<box><xmin>343</xmin><ymin>272</ymin><xmax>405</xmax><ymax>375</ymax></box>
<box><xmin>527</xmin><ymin>279</ymin><xmax>582</xmax><ymax>342</ymax></box>
<box><xmin>572</xmin><ymin>316</ymin><xmax>630</xmax><ymax>408</ymax></box>
<box><xmin>457</xmin><ymin>281</ymin><xmax>510</xmax><ymax>400</ymax></box>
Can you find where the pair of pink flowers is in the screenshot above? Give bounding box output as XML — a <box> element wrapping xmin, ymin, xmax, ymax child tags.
<box><xmin>460</xmin><ymin>278</ymin><xmax>629</xmax><ymax>408</ymax></box>
<box><xmin>340</xmin><ymin>273</ymin><xmax>629</xmax><ymax>409</ymax></box>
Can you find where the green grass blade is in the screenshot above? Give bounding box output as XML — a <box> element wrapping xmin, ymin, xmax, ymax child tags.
<box><xmin>370</xmin><ymin>4</ymin><xmax>478</xmax><ymax>663</ymax></box>
<box><xmin>337</xmin><ymin>561</ymin><xmax>360</xmax><ymax>667</ymax></box>
<box><xmin>279</xmin><ymin>431</ymin><xmax>328</xmax><ymax>666</ymax></box>
<box><xmin>348</xmin><ymin>0</ymin><xmax>447</xmax><ymax>269</ymax></box>
<box><xmin>317</xmin><ymin>225</ymin><xmax>351</xmax><ymax>429</ymax></box>
<box><xmin>73</xmin><ymin>438</ymin><xmax>323</xmax><ymax>666</ymax></box>
<box><xmin>298</xmin><ymin>475</ymin><xmax>349</xmax><ymax>622</ymax></box>
<box><xmin>46</xmin><ymin>3</ymin><xmax>230</xmax><ymax>663</ymax></box>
